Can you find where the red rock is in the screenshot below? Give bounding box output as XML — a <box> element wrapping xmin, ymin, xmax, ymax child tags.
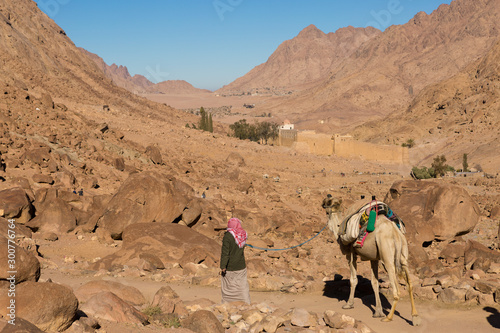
<box><xmin>151</xmin><ymin>285</ymin><xmax>180</xmax><ymax>314</ymax></box>
<box><xmin>0</xmin><ymin>187</ymin><xmax>34</xmax><ymax>224</ymax></box>
<box><xmin>32</xmin><ymin>173</ymin><xmax>54</xmax><ymax>184</ymax></box>
<box><xmin>26</xmin><ymin>198</ymin><xmax>77</xmax><ymax>234</ymax></box>
<box><xmin>96</xmin><ymin>172</ymin><xmax>187</xmax><ymax>239</ymax></box>
<box><xmin>0</xmin><ymin>281</ymin><xmax>78</xmax><ymax>332</ymax></box>
<box><xmin>91</xmin><ymin>223</ymin><xmax>220</xmax><ymax>271</ymax></box>
<box><xmin>80</xmin><ymin>291</ymin><xmax>148</xmax><ymax>325</ymax></box>
<box><xmin>182</xmin><ymin>310</ymin><xmax>224</xmax><ymax>333</ymax></box>
<box><xmin>146</xmin><ymin>144</ymin><xmax>163</xmax><ymax>165</ymax></box>
<box><xmin>0</xmin><ymin>235</ymin><xmax>40</xmax><ymax>283</ymax></box>
<box><xmin>75</xmin><ymin>280</ymin><xmax>146</xmax><ymax>306</ymax></box>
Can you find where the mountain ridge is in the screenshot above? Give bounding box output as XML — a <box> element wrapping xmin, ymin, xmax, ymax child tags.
<box><xmin>80</xmin><ymin>48</ymin><xmax>211</xmax><ymax>95</ymax></box>
<box><xmin>222</xmin><ymin>0</ymin><xmax>500</xmax><ymax>134</ymax></box>
<box><xmin>216</xmin><ymin>24</ymin><xmax>380</xmax><ymax>94</ymax></box>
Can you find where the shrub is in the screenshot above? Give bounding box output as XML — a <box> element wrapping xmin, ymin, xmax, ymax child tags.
<box><xmin>402</xmin><ymin>138</ymin><xmax>415</xmax><ymax>148</ymax></box>
<box><xmin>142</xmin><ymin>305</ymin><xmax>162</xmax><ymax>317</ymax></box>
<box><xmin>412</xmin><ymin>166</ymin><xmax>435</xmax><ymax>179</ymax></box>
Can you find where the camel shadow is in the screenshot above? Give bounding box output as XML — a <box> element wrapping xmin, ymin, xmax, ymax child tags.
<box><xmin>323</xmin><ymin>275</ymin><xmax>412</xmax><ymax>325</ymax></box>
<box><xmin>484</xmin><ymin>306</ymin><xmax>500</xmax><ymax>329</ymax></box>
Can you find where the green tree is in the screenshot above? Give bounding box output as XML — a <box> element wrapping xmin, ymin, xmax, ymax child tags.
<box><xmin>208</xmin><ymin>113</ymin><xmax>213</xmax><ymax>133</ymax></box>
<box><xmin>256</xmin><ymin>122</ymin><xmax>271</xmax><ymax>144</ymax></box>
<box><xmin>462</xmin><ymin>153</ymin><xmax>469</xmax><ymax>172</ymax></box>
<box><xmin>229</xmin><ymin>119</ymin><xmax>262</xmax><ymax>142</ymax></box>
<box><xmin>229</xmin><ymin>119</ymin><xmax>251</xmax><ymax>140</ymax></box>
<box><xmin>270</xmin><ymin>123</ymin><xmax>279</xmax><ymax>143</ymax></box>
<box><xmin>431</xmin><ymin>155</ymin><xmax>447</xmax><ymax>177</ymax></box>
<box><xmin>198</xmin><ymin>107</ymin><xmax>207</xmax><ymax>131</ymax></box>
<box><xmin>254</xmin><ymin>121</ymin><xmax>280</xmax><ymax>144</ymax></box>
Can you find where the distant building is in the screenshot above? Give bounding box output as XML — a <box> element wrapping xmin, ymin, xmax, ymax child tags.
<box><xmin>277</xmin><ymin>120</ymin><xmax>297</xmax><ymax>146</ymax></box>
<box><xmin>280</xmin><ymin>120</ymin><xmax>294</xmax><ymax>130</ymax></box>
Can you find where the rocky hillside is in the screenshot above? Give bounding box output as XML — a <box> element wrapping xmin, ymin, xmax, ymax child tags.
<box><xmin>351</xmin><ymin>39</ymin><xmax>500</xmax><ymax>173</ymax></box>
<box><xmin>81</xmin><ymin>48</ymin><xmax>212</xmax><ymax>94</ymax></box>
<box><xmin>217</xmin><ymin>25</ymin><xmax>380</xmax><ymax>95</ymax></box>
<box><xmin>0</xmin><ymin>1</ymin><xmax>499</xmax><ymax>332</ymax></box>
<box><xmin>0</xmin><ymin>0</ymin><xmax>182</xmax><ymax>120</ymax></box>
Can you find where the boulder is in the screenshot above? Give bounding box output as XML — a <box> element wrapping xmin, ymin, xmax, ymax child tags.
<box><xmin>0</xmin><ymin>281</ymin><xmax>78</xmax><ymax>332</ymax></box>
<box><xmin>54</xmin><ymin>169</ymin><xmax>76</xmax><ymax>188</ymax></box>
<box><xmin>0</xmin><ymin>235</ymin><xmax>40</xmax><ymax>284</ymax></box>
<box><xmin>232</xmin><ymin>208</ymin><xmax>274</xmax><ymax>235</ymax></box>
<box><xmin>439</xmin><ymin>242</ymin><xmax>466</xmax><ymax>264</ymax></box>
<box><xmin>438</xmin><ymin>288</ymin><xmax>467</xmax><ymax>304</ymax></box>
<box><xmin>97</xmin><ymin>172</ymin><xmax>187</xmax><ymax>239</ymax></box>
<box><xmin>490</xmin><ymin>205</ymin><xmax>500</xmax><ymax>219</ymax></box>
<box><xmin>181</xmin><ymin>199</ymin><xmax>203</xmax><ymax>227</ymax></box>
<box><xmin>324</xmin><ymin>310</ymin><xmax>356</xmax><ymax>329</ymax></box>
<box><xmin>0</xmin><ymin>217</ymin><xmax>33</xmax><ymax>239</ymax></box>
<box><xmin>91</xmin><ymin>223</ymin><xmax>220</xmax><ymax>271</ymax></box>
<box><xmin>384</xmin><ymin>180</ymin><xmax>480</xmax><ymax>244</ymax></box>
<box><xmin>80</xmin><ymin>291</ymin><xmax>148</xmax><ymax>325</ymax></box>
<box><xmin>26</xmin><ymin>198</ymin><xmax>77</xmax><ymax>234</ymax></box>
<box><xmin>32</xmin><ymin>174</ymin><xmax>54</xmax><ymax>185</ymax></box>
<box><xmin>182</xmin><ymin>310</ymin><xmax>224</xmax><ymax>333</ymax></box>
<box><xmin>225</xmin><ymin>152</ymin><xmax>245</xmax><ymax>167</ymax></box>
<box><xmin>0</xmin><ymin>317</ymin><xmax>44</xmax><ymax>332</ymax></box>
<box><xmin>151</xmin><ymin>285</ymin><xmax>181</xmax><ymax>314</ymax></box>
<box><xmin>114</xmin><ymin>157</ymin><xmax>125</xmax><ymax>171</ymax></box>
<box><xmin>145</xmin><ymin>144</ymin><xmax>163</xmax><ymax>165</ymax></box>
<box><xmin>41</xmin><ymin>92</ymin><xmax>54</xmax><ymax>109</ymax></box>
<box><xmin>75</xmin><ymin>280</ymin><xmax>146</xmax><ymax>306</ymax></box>
<box><xmin>0</xmin><ymin>187</ymin><xmax>34</xmax><ymax>224</ymax></box>
<box><xmin>22</xmin><ymin>147</ymin><xmax>51</xmax><ymax>166</ymax></box>
<box><xmin>289</xmin><ymin>308</ymin><xmax>317</xmax><ymax>327</ymax></box>
<box><xmin>464</xmin><ymin>240</ymin><xmax>500</xmax><ymax>272</ymax></box>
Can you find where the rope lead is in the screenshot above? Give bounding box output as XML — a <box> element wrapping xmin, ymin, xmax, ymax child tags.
<box><xmin>246</xmin><ymin>222</ymin><xmax>329</xmax><ymax>251</ymax></box>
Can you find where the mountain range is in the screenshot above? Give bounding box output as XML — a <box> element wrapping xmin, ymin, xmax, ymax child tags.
<box><xmin>1</xmin><ymin>0</ymin><xmax>499</xmax><ymax>172</ymax></box>
<box><xmin>80</xmin><ymin>49</ymin><xmax>211</xmax><ymax>95</ymax></box>
<box><xmin>244</xmin><ymin>0</ymin><xmax>500</xmax><ymax>134</ymax></box>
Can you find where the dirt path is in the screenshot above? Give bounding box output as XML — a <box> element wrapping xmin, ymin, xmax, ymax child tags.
<box><xmin>41</xmin><ymin>269</ymin><xmax>499</xmax><ymax>333</ymax></box>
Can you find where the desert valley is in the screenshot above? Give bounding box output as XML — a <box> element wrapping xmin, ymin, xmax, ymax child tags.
<box><xmin>0</xmin><ymin>0</ymin><xmax>499</xmax><ymax>332</ymax></box>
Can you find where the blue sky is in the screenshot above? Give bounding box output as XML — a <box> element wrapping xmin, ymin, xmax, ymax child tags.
<box><xmin>34</xmin><ymin>0</ymin><xmax>452</xmax><ymax>91</ymax></box>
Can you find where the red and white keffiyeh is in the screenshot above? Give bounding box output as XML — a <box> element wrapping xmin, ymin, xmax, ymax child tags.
<box><xmin>227</xmin><ymin>218</ymin><xmax>247</xmax><ymax>248</ymax></box>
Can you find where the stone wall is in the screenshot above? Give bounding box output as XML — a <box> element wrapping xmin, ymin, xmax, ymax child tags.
<box><xmin>278</xmin><ymin>129</ymin><xmax>298</xmax><ymax>147</ymax></box>
<box><xmin>333</xmin><ymin>134</ymin><xmax>409</xmax><ymax>164</ymax></box>
<box><xmin>296</xmin><ymin>131</ymin><xmax>334</xmax><ymax>156</ymax></box>
<box><xmin>278</xmin><ymin>131</ymin><xmax>409</xmax><ymax>164</ymax></box>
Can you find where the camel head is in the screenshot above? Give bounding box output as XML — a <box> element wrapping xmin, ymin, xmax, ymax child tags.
<box><xmin>322</xmin><ymin>194</ymin><xmax>343</xmax><ymax>239</ymax></box>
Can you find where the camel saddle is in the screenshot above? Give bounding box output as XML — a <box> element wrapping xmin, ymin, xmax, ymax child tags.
<box><xmin>339</xmin><ymin>200</ymin><xmax>406</xmax><ymax>245</ymax></box>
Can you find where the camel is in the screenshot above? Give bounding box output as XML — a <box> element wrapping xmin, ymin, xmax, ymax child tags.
<box><xmin>322</xmin><ymin>195</ymin><xmax>420</xmax><ymax>326</ymax></box>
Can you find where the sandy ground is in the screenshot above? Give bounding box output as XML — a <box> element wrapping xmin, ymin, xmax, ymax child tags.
<box><xmin>139</xmin><ymin>93</ymin><xmax>286</xmax><ymax>125</ymax></box>
<box><xmin>40</xmin><ymin>267</ymin><xmax>500</xmax><ymax>333</ymax></box>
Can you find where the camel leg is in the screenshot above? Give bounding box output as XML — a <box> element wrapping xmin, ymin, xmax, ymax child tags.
<box><xmin>343</xmin><ymin>251</ymin><xmax>357</xmax><ymax>309</ymax></box>
<box><xmin>382</xmin><ymin>260</ymin><xmax>399</xmax><ymax>322</ymax></box>
<box><xmin>370</xmin><ymin>260</ymin><xmax>384</xmax><ymax>318</ymax></box>
<box><xmin>403</xmin><ymin>265</ymin><xmax>421</xmax><ymax>326</ymax></box>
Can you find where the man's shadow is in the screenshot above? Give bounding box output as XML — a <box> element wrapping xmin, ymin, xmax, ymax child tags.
<box><xmin>484</xmin><ymin>306</ymin><xmax>500</xmax><ymax>329</ymax></box>
<box><xmin>323</xmin><ymin>274</ymin><xmax>412</xmax><ymax>325</ymax></box>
